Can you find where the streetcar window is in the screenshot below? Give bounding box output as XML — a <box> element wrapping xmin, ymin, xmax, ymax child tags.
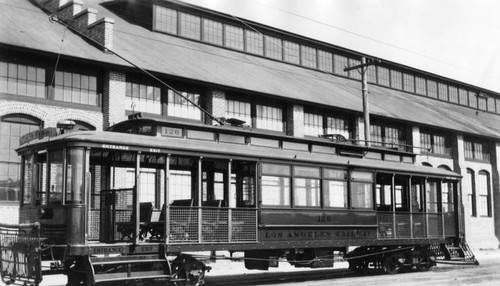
<box><xmin>35</xmin><ymin>152</ymin><xmax>47</xmax><ymax>206</ymax></box>
<box><xmin>262</xmin><ymin>163</ymin><xmax>290</xmax><ymax>176</ymax></box>
<box><xmin>394</xmin><ymin>175</ymin><xmax>410</xmax><ymax>211</ymax></box>
<box><xmin>410</xmin><ymin>177</ymin><xmax>425</xmax><ymax>212</ymax></box>
<box><xmin>426</xmin><ymin>179</ymin><xmax>439</xmax><ymax>213</ymax></box>
<box><xmin>126</xmin><ymin>169</ymin><xmax>157</xmax><ymax>205</ymax></box>
<box><xmin>261</xmin><ymin>163</ymin><xmax>290</xmax><ymax>207</ymax></box>
<box><xmin>169</xmin><ymin>170</ymin><xmax>192</xmax><ymax>203</ymax></box>
<box><xmin>233</xmin><ymin>161</ymin><xmax>256</xmax><ymax>207</ymax></box>
<box><xmin>441</xmin><ymin>181</ymin><xmax>454</xmax><ymax>213</ymax></box>
<box><xmin>376</xmin><ymin>173</ymin><xmax>392</xmax><ymax>211</ymax></box>
<box><xmin>350</xmin><ymin>171</ymin><xmax>374</xmax><ymax>209</ymax></box>
<box><xmin>261</xmin><ymin>176</ymin><xmax>290</xmax><ymax>206</ymax></box>
<box><xmin>65</xmin><ymin>148</ymin><xmax>85</xmax><ymax>204</ymax></box>
<box><xmin>21</xmin><ymin>154</ymin><xmax>34</xmax><ymax>206</ymax></box>
<box><xmin>168</xmin><ymin>156</ymin><xmax>196</xmax><ymax>204</ymax></box>
<box><xmin>293</xmin><ymin>166</ymin><xmax>320</xmax><ymax>207</ymax></box>
<box><xmin>323</xmin><ymin>168</ymin><xmax>348</xmax><ymax>208</ymax></box>
<box><xmin>202</xmin><ymin>160</ymin><xmax>227</xmax><ymax>203</ymax></box>
<box><xmin>48</xmin><ymin>150</ymin><xmax>63</xmax><ymax>205</ymax></box>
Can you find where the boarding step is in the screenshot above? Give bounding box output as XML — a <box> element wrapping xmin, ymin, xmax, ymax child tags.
<box><xmin>431</xmin><ymin>242</ymin><xmax>478</xmax><ymax>265</ymax></box>
<box><xmin>90</xmin><ymin>253</ymin><xmax>170</xmax><ymax>284</ymax></box>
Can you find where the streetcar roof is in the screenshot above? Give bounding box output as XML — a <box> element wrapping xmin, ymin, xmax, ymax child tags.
<box><xmin>16</xmin><ymin>129</ymin><xmax>461</xmax><ymax>179</ymax></box>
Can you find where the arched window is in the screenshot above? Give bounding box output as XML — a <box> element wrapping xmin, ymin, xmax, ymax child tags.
<box><xmin>437</xmin><ymin>165</ymin><xmax>452</xmax><ymax>171</ymax></box>
<box><xmin>422</xmin><ymin>162</ymin><xmax>433</xmax><ymax>167</ymax></box>
<box><xmin>72</xmin><ymin>120</ymin><xmax>96</xmax><ymax>131</ymax></box>
<box><xmin>0</xmin><ymin>114</ymin><xmax>41</xmax><ymax>202</ymax></box>
<box><xmin>477</xmin><ymin>171</ymin><xmax>491</xmax><ymax>217</ymax></box>
<box><xmin>464</xmin><ymin>169</ymin><xmax>476</xmax><ymax>217</ymax></box>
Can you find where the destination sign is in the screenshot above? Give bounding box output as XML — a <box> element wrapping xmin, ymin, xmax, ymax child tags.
<box><xmin>261</xmin><ymin>229</ymin><xmax>376</xmax><ymax>241</ymax></box>
<box><xmin>19</xmin><ymin>128</ymin><xmax>58</xmax><ymax>145</ymax></box>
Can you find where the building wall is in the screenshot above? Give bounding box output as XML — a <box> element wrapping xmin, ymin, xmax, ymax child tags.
<box><xmin>0</xmin><ymin>100</ymin><xmax>103</xmax><ymax>129</ymax></box>
<box><xmin>0</xmin><ymin>99</ymin><xmax>103</xmax><ymax>224</ymax></box>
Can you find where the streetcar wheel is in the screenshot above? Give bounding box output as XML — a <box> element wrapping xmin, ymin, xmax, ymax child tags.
<box><xmin>170</xmin><ymin>254</ymin><xmax>207</xmax><ymax>286</ymax></box>
<box><xmin>415</xmin><ymin>250</ymin><xmax>433</xmax><ymax>272</ymax></box>
<box><xmin>170</xmin><ymin>267</ymin><xmax>188</xmax><ymax>286</ymax></box>
<box><xmin>382</xmin><ymin>253</ymin><xmax>401</xmax><ymax>275</ymax></box>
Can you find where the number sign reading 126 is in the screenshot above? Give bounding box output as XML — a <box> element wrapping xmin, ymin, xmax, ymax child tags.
<box><xmin>161</xmin><ymin>127</ymin><xmax>183</xmax><ymax>138</ymax></box>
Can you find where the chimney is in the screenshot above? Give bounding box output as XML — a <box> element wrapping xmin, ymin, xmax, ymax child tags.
<box><xmin>57</xmin><ymin>0</ymin><xmax>82</xmax><ymax>22</ymax></box>
<box><xmin>37</xmin><ymin>0</ymin><xmax>114</xmax><ymax>52</ymax></box>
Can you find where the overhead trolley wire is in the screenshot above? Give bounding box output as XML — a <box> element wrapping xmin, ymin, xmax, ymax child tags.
<box><xmin>48</xmin><ymin>14</ymin><xmax>225</xmax><ymax>126</ymax></box>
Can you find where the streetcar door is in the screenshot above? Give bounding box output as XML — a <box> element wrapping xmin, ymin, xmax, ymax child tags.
<box><xmin>232</xmin><ymin>161</ymin><xmax>256</xmax><ymax>208</ymax></box>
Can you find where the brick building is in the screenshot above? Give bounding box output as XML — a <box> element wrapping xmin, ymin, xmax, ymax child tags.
<box><xmin>0</xmin><ymin>0</ymin><xmax>499</xmax><ymax>250</ymax></box>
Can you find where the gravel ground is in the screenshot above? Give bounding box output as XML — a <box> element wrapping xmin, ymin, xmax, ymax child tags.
<box><xmin>1</xmin><ymin>249</ymin><xmax>499</xmax><ymax>286</ymax></box>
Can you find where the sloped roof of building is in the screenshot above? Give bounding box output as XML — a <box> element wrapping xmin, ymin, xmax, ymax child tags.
<box><xmin>1</xmin><ymin>0</ymin><xmax>499</xmax><ymax>139</ymax></box>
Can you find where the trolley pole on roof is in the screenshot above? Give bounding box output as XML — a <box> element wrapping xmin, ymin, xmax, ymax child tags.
<box><xmin>344</xmin><ymin>56</ymin><xmax>380</xmax><ymax>147</ymax></box>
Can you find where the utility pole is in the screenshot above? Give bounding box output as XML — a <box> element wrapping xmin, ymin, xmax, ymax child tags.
<box><xmin>344</xmin><ymin>57</ymin><xmax>380</xmax><ymax>147</ymax></box>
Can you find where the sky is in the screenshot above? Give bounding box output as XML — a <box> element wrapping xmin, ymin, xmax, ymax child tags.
<box><xmin>178</xmin><ymin>0</ymin><xmax>500</xmax><ymax>94</ymax></box>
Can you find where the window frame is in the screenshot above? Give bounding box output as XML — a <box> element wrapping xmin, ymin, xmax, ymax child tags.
<box><xmin>477</xmin><ymin>170</ymin><xmax>491</xmax><ymax>217</ymax></box>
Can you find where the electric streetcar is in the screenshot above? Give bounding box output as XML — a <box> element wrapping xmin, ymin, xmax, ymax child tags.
<box><xmin>1</xmin><ymin>116</ymin><xmax>475</xmax><ymax>286</ymax></box>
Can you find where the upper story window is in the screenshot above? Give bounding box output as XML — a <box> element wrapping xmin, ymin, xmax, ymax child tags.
<box><xmin>179</xmin><ymin>12</ymin><xmax>201</xmax><ymax>40</ymax></box>
<box><xmin>426</xmin><ymin>80</ymin><xmax>437</xmax><ymax>98</ymax></box>
<box><xmin>420</xmin><ymin>129</ymin><xmax>451</xmax><ymax>156</ymax></box>
<box><xmin>301</xmin><ymin>46</ymin><xmax>317</xmax><ymax>69</ymax></box>
<box><xmin>448</xmin><ymin>86</ymin><xmax>459</xmax><ymax>103</ymax></box>
<box><xmin>264</xmin><ymin>35</ymin><xmax>282</xmax><ymax>60</ymax></box>
<box><xmin>370</xmin><ymin>121</ymin><xmax>406</xmax><ymax>150</ymax></box>
<box><xmin>390</xmin><ymin>70</ymin><xmax>402</xmax><ymax>90</ymax></box>
<box><xmin>458</xmin><ymin>88</ymin><xmax>468</xmax><ymax>105</ymax></box>
<box><xmin>377</xmin><ymin>66</ymin><xmax>390</xmax><ymax>87</ymax></box>
<box><xmin>154</xmin><ymin>6</ymin><xmax>177</xmax><ymax>34</ymax></box>
<box><xmin>283</xmin><ymin>41</ymin><xmax>300</xmax><ymax>65</ymax></box>
<box><xmin>334</xmin><ymin>54</ymin><xmax>349</xmax><ymax>77</ymax></box>
<box><xmin>468</xmin><ymin>91</ymin><xmax>478</xmax><ymax>108</ymax></box>
<box><xmin>348</xmin><ymin>59</ymin><xmax>362</xmax><ymax>80</ymax></box>
<box><xmin>326</xmin><ymin>116</ymin><xmax>350</xmax><ymax>139</ymax></box>
<box><xmin>304</xmin><ymin>112</ymin><xmax>351</xmax><ymax>139</ymax></box>
<box><xmin>151</xmin><ymin>5</ymin><xmax>500</xmax><ymax>115</ymax></box>
<box><xmin>226</xmin><ymin>97</ymin><xmax>284</xmax><ymax>132</ymax></box>
<box><xmin>304</xmin><ymin>113</ymin><xmax>323</xmax><ymax>137</ymax></box>
<box><xmin>167</xmin><ymin>89</ymin><xmax>202</xmax><ymax>120</ymax></box>
<box><xmin>226</xmin><ymin>99</ymin><xmax>251</xmax><ymax>125</ymax></box>
<box><xmin>125</xmin><ymin>82</ymin><xmax>161</xmax><ymax>114</ymax></box>
<box><xmin>0</xmin><ymin>62</ymin><xmax>45</xmax><ymax>98</ymax></box>
<box><xmin>224</xmin><ymin>24</ymin><xmax>244</xmax><ymax>51</ymax></box>
<box><xmin>438</xmin><ymin>83</ymin><xmax>448</xmax><ymax>101</ymax></box>
<box><xmin>256</xmin><ymin>104</ymin><xmax>283</xmax><ymax>132</ymax></box>
<box><xmin>464</xmin><ymin>137</ymin><xmax>489</xmax><ymax>162</ymax></box>
<box><xmin>202</xmin><ymin>18</ymin><xmax>223</xmax><ymax>45</ymax></box>
<box><xmin>415</xmin><ymin>76</ymin><xmax>426</xmax><ymax>95</ymax></box>
<box><xmin>478</xmin><ymin>95</ymin><xmax>487</xmax><ymax>111</ymax></box>
<box><xmin>317</xmin><ymin>50</ymin><xmax>333</xmax><ymax>73</ymax></box>
<box><xmin>366</xmin><ymin>66</ymin><xmax>377</xmax><ymax>83</ymax></box>
<box><xmin>245</xmin><ymin>30</ymin><xmax>264</xmax><ymax>55</ymax></box>
<box><xmin>403</xmin><ymin>73</ymin><xmax>415</xmax><ymax>93</ymax></box>
<box><xmin>53</xmin><ymin>71</ymin><xmax>98</xmax><ymax>106</ymax></box>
